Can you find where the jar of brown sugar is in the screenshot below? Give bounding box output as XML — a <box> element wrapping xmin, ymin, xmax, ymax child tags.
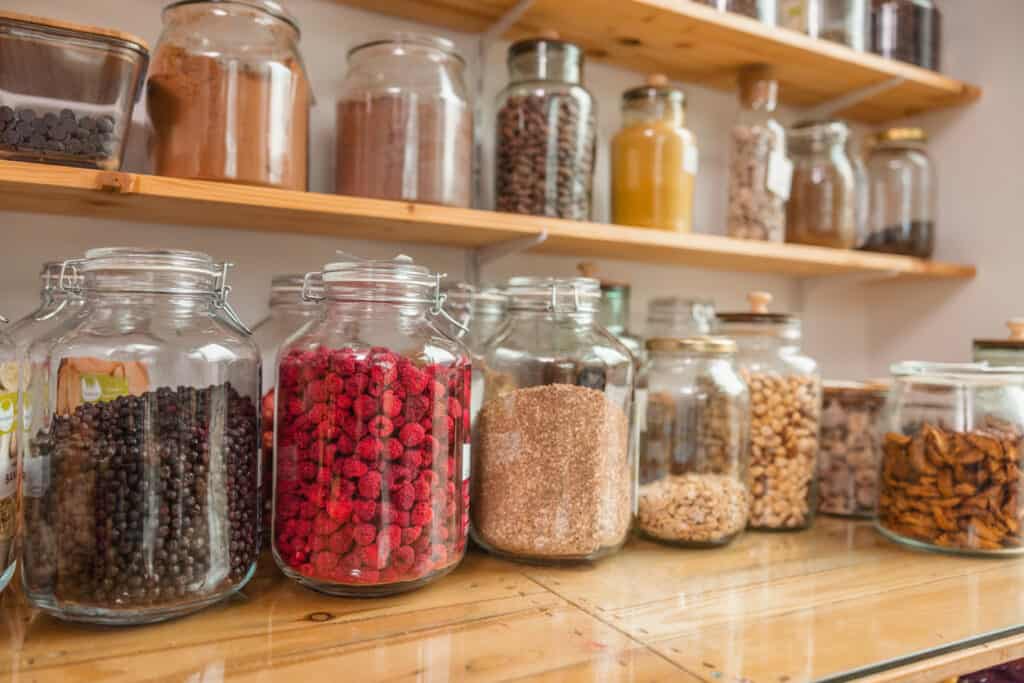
<box><xmin>148</xmin><ymin>0</ymin><xmax>311</xmax><ymax>191</ymax></box>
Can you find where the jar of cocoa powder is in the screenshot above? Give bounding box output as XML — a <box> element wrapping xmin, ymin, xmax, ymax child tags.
<box><xmin>148</xmin><ymin>0</ymin><xmax>311</xmax><ymax>191</ymax></box>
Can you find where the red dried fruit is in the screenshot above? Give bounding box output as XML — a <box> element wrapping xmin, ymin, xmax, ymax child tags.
<box><xmin>339</xmin><ymin>457</ymin><xmax>368</xmax><ymax>479</ymax></box>
<box><xmin>358</xmin><ymin>471</ymin><xmax>383</xmax><ymax>500</ymax></box>
<box><xmin>329</xmin><ymin>527</ymin><xmax>355</xmax><ymax>555</ymax></box>
<box><xmin>385</xmin><ymin>439</ymin><xmax>404</xmax><ymax>461</ymax></box>
<box><xmin>393</xmin><ymin>546</ymin><xmax>415</xmax><ymax>568</ymax></box>
<box><xmin>314</xmin><ymin>551</ymin><xmax>339</xmax><ymax>575</ymax></box>
<box><xmin>355</xmin><ymin>436</ymin><xmax>384</xmax><ymax>462</ymax></box>
<box><xmin>413</xmin><ymin>478</ymin><xmax>431</xmax><ymax>502</ymax></box>
<box><xmin>400</xmin><ymin>449</ymin><xmax>422</xmax><ymax>470</ymax></box>
<box><xmin>340</xmin><ymin>551</ymin><xmax>363</xmax><ymax>571</ymax></box>
<box><xmin>362</xmin><ymin>543</ymin><xmax>389</xmax><ymax>570</ymax></box>
<box><xmin>399</xmin><ymin>423</ymin><xmax>425</xmax><ymax>447</ymax></box>
<box><xmin>298</xmin><ymin>460</ymin><xmax>317</xmax><ymax>481</ymax></box>
<box><xmin>313</xmin><ymin>512</ymin><xmax>340</xmax><ymax>536</ymax></box>
<box><xmin>380</xmin><ymin>524</ymin><xmax>402</xmax><ymax>551</ymax></box>
<box><xmin>394</xmin><ymin>510</ymin><xmax>411</xmax><ymax>528</ymax></box>
<box><xmin>411</xmin><ymin>503</ymin><xmax>433</xmax><ymax>526</ymax></box>
<box><xmin>380</xmin><ymin>390</ymin><xmax>403</xmax><ymax>418</ymax></box>
<box><xmin>353</xmin><ymin>499</ymin><xmax>376</xmax><ymax>522</ymax></box>
<box><xmin>307</xmin><ymin>380</ymin><xmax>328</xmax><ymax>403</ymax></box>
<box><xmin>386</xmin><ymin>466</ymin><xmax>413</xmax><ymax>490</ymax></box>
<box><xmin>326</xmin><ymin>500</ymin><xmax>353</xmax><ymax>523</ymax></box>
<box><xmin>353</xmin><ymin>523</ymin><xmax>377</xmax><ymax>546</ymax></box>
<box><xmin>368</xmin><ymin>415</ymin><xmax>394</xmax><ymax>438</ymax></box>
<box><xmin>400</xmin><ymin>365</ymin><xmax>429</xmax><ymax>394</ymax></box>
<box><xmin>396</xmin><ymin>482</ymin><xmax>416</xmax><ymax>511</ymax></box>
<box><xmin>404</xmin><ymin>394</ymin><xmax>430</xmax><ymax>422</ymax></box>
<box><xmin>401</xmin><ymin>526</ymin><xmax>422</xmax><ymax>545</ymax></box>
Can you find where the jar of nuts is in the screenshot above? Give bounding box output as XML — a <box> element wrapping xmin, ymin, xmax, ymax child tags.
<box><xmin>715</xmin><ymin>291</ymin><xmax>822</xmax><ymax>531</ymax></box>
<box><xmin>818</xmin><ymin>381</ymin><xmax>888</xmax><ymax>518</ymax></box>
<box><xmin>878</xmin><ymin>363</ymin><xmax>1024</xmax><ymax>556</ymax></box>
<box><xmin>636</xmin><ymin>337</ymin><xmax>750</xmax><ymax>547</ymax></box>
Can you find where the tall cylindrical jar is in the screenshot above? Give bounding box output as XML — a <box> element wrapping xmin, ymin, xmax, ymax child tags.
<box><xmin>715</xmin><ymin>291</ymin><xmax>821</xmax><ymax>530</ymax></box>
<box><xmin>786</xmin><ymin>120</ymin><xmax>857</xmax><ymax>249</ymax></box>
<box><xmin>636</xmin><ymin>337</ymin><xmax>750</xmax><ymax>547</ymax></box>
<box><xmin>646</xmin><ymin>298</ymin><xmax>716</xmax><ymax>338</ymax></box>
<box><xmin>871</xmin><ymin>0</ymin><xmax>941</xmax><ymax>70</ymax></box>
<box><xmin>495</xmin><ymin>37</ymin><xmax>597</xmax><ymax>220</ymax></box>
<box><xmin>272</xmin><ymin>256</ymin><xmax>471</xmax><ymax>596</ymax></box>
<box><xmin>473</xmin><ymin>277</ymin><xmax>634</xmax><ymax>563</ymax></box>
<box><xmin>148</xmin><ymin>0</ymin><xmax>311</xmax><ymax>190</ymax></box>
<box><xmin>21</xmin><ymin>249</ymin><xmax>260</xmax><ymax>624</ymax></box>
<box><xmin>336</xmin><ymin>35</ymin><xmax>471</xmax><ymax>207</ymax></box>
<box><xmin>0</xmin><ymin>316</ymin><xmax>15</xmax><ymax>592</ymax></box>
<box><xmin>973</xmin><ymin>321</ymin><xmax>1024</xmax><ymax>367</ymax></box>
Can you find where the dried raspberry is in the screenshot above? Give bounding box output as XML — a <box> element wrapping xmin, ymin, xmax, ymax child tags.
<box><xmin>355</xmin><ymin>437</ymin><xmax>384</xmax><ymax>462</ymax></box>
<box><xmin>277</xmin><ymin>495</ymin><xmax>301</xmax><ymax>520</ymax></box>
<box><xmin>429</xmin><ymin>380</ymin><xmax>447</xmax><ymax>400</ymax></box>
<box><xmin>352</xmin><ymin>394</ymin><xmax>377</xmax><ymax>420</ymax></box>
<box><xmin>412</xmin><ymin>533</ymin><xmax>431</xmax><ymax>554</ymax></box>
<box><xmin>396</xmin><ymin>482</ymin><xmax>416</xmax><ymax>511</ymax></box>
<box><xmin>387</xmin><ymin>466</ymin><xmax>413</xmax><ymax>490</ymax></box>
<box><xmin>326</xmin><ymin>500</ymin><xmax>353</xmax><ymax>523</ymax></box>
<box><xmin>393</xmin><ymin>545</ymin><xmax>415</xmax><ymax>568</ymax></box>
<box><xmin>316</xmin><ymin>467</ymin><xmax>333</xmax><ymax>485</ymax></box>
<box><xmin>307</xmin><ymin>403</ymin><xmax>330</xmax><ymax>424</ymax></box>
<box><xmin>404</xmin><ymin>394</ymin><xmax>430</xmax><ymax>422</ymax></box>
<box><xmin>380</xmin><ymin>390</ymin><xmax>403</xmax><ymax>418</ymax></box>
<box><xmin>353</xmin><ymin>523</ymin><xmax>377</xmax><ymax>546</ymax></box>
<box><xmin>380</xmin><ymin>524</ymin><xmax>402</xmax><ymax>551</ymax></box>
<box><xmin>380</xmin><ymin>567</ymin><xmax>399</xmax><ymax>583</ymax></box>
<box><xmin>316</xmin><ymin>422</ymin><xmax>340</xmax><ymax>441</ymax></box>
<box><xmin>323</xmin><ymin>372</ymin><xmax>344</xmax><ymax>394</ymax></box>
<box><xmin>399</xmin><ymin>423</ymin><xmax>425</xmax><ymax>447</ymax></box>
<box><xmin>314</xmin><ymin>551</ymin><xmax>339</xmax><ymax>575</ymax></box>
<box><xmin>331</xmin><ymin>353</ymin><xmax>357</xmax><ymax>376</ymax></box>
<box><xmin>353</xmin><ymin>499</ymin><xmax>376</xmax><ymax>522</ymax></box>
<box><xmin>288</xmin><ymin>397</ymin><xmax>306</xmax><ymax>416</ymax></box>
<box><xmin>368</xmin><ymin>415</ymin><xmax>394</xmax><ymax>438</ymax></box>
<box><xmin>342</xmin><ymin>415</ymin><xmax>367</xmax><ymax>440</ymax></box>
<box><xmin>358</xmin><ymin>470</ymin><xmax>383</xmax><ymax>499</ymax></box>
<box><xmin>399</xmin><ymin>449</ymin><xmax>422</xmax><ymax>470</ymax></box>
<box><xmin>345</xmin><ymin>374</ymin><xmax>370</xmax><ymax>398</ymax></box>
<box><xmin>411</xmin><ymin>503</ymin><xmax>433</xmax><ymax>526</ymax></box>
<box><xmin>394</xmin><ymin>511</ymin><xmax>411</xmax><ymax>528</ymax></box>
<box><xmin>418</xmin><ymin>446</ymin><xmax>435</xmax><ymax>468</ymax></box>
<box><xmin>371</xmin><ymin>359</ymin><xmax>398</xmax><ymax>386</ymax></box>
<box><xmin>297</xmin><ymin>501</ymin><xmax>316</xmax><ymax>519</ymax></box>
<box><xmin>294</xmin><ymin>519</ymin><xmax>313</xmax><ymax>538</ymax></box>
<box><xmin>431</xmin><ymin>544</ymin><xmax>448</xmax><ymax>566</ymax></box>
<box><xmin>294</xmin><ymin>430</ymin><xmax>313</xmax><ymax>449</ymax></box>
<box><xmin>400</xmin><ymin>365</ymin><xmax>429</xmax><ymax>394</ymax></box>
<box><xmin>362</xmin><ymin>543</ymin><xmax>389</xmax><ymax>570</ymax></box>
<box><xmin>419</xmin><ymin>470</ymin><xmax>439</xmax><ymax>488</ymax></box>
<box><xmin>339</xmin><ymin>457</ymin><xmax>368</xmax><ymax>479</ymax></box>
<box><xmin>411</xmin><ymin>556</ymin><xmax>432</xmax><ymax>577</ymax></box>
<box><xmin>334</xmin><ymin>478</ymin><xmax>357</xmax><ymax>501</ymax></box>
<box><xmin>329</xmin><ymin>527</ymin><xmax>355</xmax><ymax>555</ymax></box>
<box><xmin>340</xmin><ymin>551</ymin><xmax>363</xmax><ymax>571</ymax></box>
<box><xmin>385</xmin><ymin>439</ymin><xmax>404</xmax><ymax>461</ymax></box>
<box><xmin>305</xmin><ymin>484</ymin><xmax>327</xmax><ymax>507</ymax></box>
<box><xmin>359</xmin><ymin>569</ymin><xmax>381</xmax><ymax>583</ymax></box>
<box><xmin>311</xmin><ymin>535</ymin><xmax>330</xmax><ymax>552</ymax></box>
<box><xmin>300</xmin><ymin>563</ymin><xmax>317</xmax><ymax>577</ymax></box>
<box><xmin>298</xmin><ymin>460</ymin><xmax>317</xmax><ymax>481</ymax></box>
<box><xmin>367</xmin><ymin>381</ymin><xmax>386</xmax><ymax>398</ymax></box>
<box><xmin>307</xmin><ymin>380</ymin><xmax>328</xmax><ymax>403</ymax></box>
<box><xmin>413</xmin><ymin>478</ymin><xmax>431</xmax><ymax>502</ymax></box>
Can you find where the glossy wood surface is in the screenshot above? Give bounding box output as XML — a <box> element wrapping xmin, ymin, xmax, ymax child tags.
<box><xmin>3</xmin><ymin>519</ymin><xmax>1024</xmax><ymax>682</ymax></box>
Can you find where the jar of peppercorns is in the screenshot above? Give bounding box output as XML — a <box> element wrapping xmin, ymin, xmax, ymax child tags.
<box><xmin>272</xmin><ymin>255</ymin><xmax>471</xmax><ymax>596</ymax></box>
<box><xmin>0</xmin><ymin>313</ymin><xmax>16</xmax><ymax>593</ymax></box>
<box><xmin>20</xmin><ymin>248</ymin><xmax>260</xmax><ymax>624</ymax></box>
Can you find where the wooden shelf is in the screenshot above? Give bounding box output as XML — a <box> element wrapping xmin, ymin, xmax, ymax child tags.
<box><xmin>0</xmin><ymin>160</ymin><xmax>975</xmax><ymax>280</ymax></box>
<box><xmin>337</xmin><ymin>0</ymin><xmax>981</xmax><ymax>123</ymax></box>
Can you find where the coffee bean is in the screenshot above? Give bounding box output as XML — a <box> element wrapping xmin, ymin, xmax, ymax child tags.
<box><xmin>17</xmin><ymin>108</ymin><xmax>35</xmax><ymax>122</ymax></box>
<box><xmin>59</xmin><ymin>108</ymin><xmax>76</xmax><ymax>122</ymax></box>
<box><xmin>0</xmin><ymin>106</ymin><xmax>13</xmax><ymax>123</ymax></box>
<box><xmin>80</xmin><ymin>116</ymin><xmax>97</xmax><ymax>132</ymax></box>
<box><xmin>42</xmin><ymin>112</ymin><xmax>59</xmax><ymax>129</ymax></box>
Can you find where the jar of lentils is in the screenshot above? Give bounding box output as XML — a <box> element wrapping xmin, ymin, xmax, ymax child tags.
<box><xmin>20</xmin><ymin>249</ymin><xmax>260</xmax><ymax>624</ymax></box>
<box><xmin>715</xmin><ymin>291</ymin><xmax>821</xmax><ymax>531</ymax></box>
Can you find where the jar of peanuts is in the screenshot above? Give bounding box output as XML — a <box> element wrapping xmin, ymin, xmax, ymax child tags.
<box><xmin>715</xmin><ymin>291</ymin><xmax>822</xmax><ymax>531</ymax></box>
<box><xmin>272</xmin><ymin>255</ymin><xmax>472</xmax><ymax>596</ymax></box>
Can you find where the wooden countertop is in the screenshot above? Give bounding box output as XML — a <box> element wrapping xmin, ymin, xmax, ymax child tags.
<box><xmin>3</xmin><ymin>518</ymin><xmax>1024</xmax><ymax>682</ymax></box>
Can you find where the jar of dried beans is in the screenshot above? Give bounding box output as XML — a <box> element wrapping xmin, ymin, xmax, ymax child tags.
<box><xmin>20</xmin><ymin>249</ymin><xmax>260</xmax><ymax>624</ymax></box>
<box><xmin>637</xmin><ymin>337</ymin><xmax>750</xmax><ymax>547</ymax></box>
<box><xmin>272</xmin><ymin>255</ymin><xmax>471</xmax><ymax>596</ymax></box>
<box><xmin>817</xmin><ymin>381</ymin><xmax>887</xmax><ymax>518</ymax></box>
<box><xmin>0</xmin><ymin>315</ymin><xmax>16</xmax><ymax>593</ymax></box>
<box><xmin>715</xmin><ymin>291</ymin><xmax>821</xmax><ymax>531</ymax></box>
<box><xmin>473</xmin><ymin>277</ymin><xmax>634</xmax><ymax>563</ymax></box>
<box><xmin>878</xmin><ymin>363</ymin><xmax>1024</xmax><ymax>556</ymax></box>
<box><xmin>495</xmin><ymin>36</ymin><xmax>597</xmax><ymax>220</ymax></box>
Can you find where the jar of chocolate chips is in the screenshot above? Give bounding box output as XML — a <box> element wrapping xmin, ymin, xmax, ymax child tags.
<box><xmin>20</xmin><ymin>248</ymin><xmax>260</xmax><ymax>624</ymax></box>
<box><xmin>495</xmin><ymin>35</ymin><xmax>597</xmax><ymax>220</ymax></box>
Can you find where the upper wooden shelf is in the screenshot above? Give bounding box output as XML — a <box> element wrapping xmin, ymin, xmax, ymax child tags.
<box><xmin>0</xmin><ymin>160</ymin><xmax>975</xmax><ymax>280</ymax></box>
<box><xmin>337</xmin><ymin>0</ymin><xmax>981</xmax><ymax>123</ymax></box>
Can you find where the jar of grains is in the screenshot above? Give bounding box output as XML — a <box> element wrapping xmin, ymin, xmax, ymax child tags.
<box><xmin>20</xmin><ymin>249</ymin><xmax>260</xmax><ymax>624</ymax></box>
<box><xmin>878</xmin><ymin>363</ymin><xmax>1024</xmax><ymax>555</ymax></box>
<box><xmin>336</xmin><ymin>34</ymin><xmax>471</xmax><ymax>207</ymax></box>
<box><xmin>715</xmin><ymin>291</ymin><xmax>821</xmax><ymax>530</ymax></box>
<box><xmin>148</xmin><ymin>0</ymin><xmax>311</xmax><ymax>190</ymax></box>
<box><xmin>473</xmin><ymin>277</ymin><xmax>634</xmax><ymax>563</ymax></box>
<box><xmin>494</xmin><ymin>36</ymin><xmax>597</xmax><ymax>220</ymax></box>
<box><xmin>973</xmin><ymin>321</ymin><xmax>1024</xmax><ymax>368</ymax></box>
<box><xmin>646</xmin><ymin>297</ymin><xmax>716</xmax><ymax>338</ymax></box>
<box><xmin>0</xmin><ymin>316</ymin><xmax>16</xmax><ymax>593</ymax></box>
<box><xmin>636</xmin><ymin>336</ymin><xmax>750</xmax><ymax>547</ymax></box>
<box><xmin>272</xmin><ymin>255</ymin><xmax>471</xmax><ymax>596</ymax></box>
<box><xmin>786</xmin><ymin>120</ymin><xmax>858</xmax><ymax>249</ymax></box>
<box><xmin>817</xmin><ymin>381</ymin><xmax>887</xmax><ymax>518</ymax></box>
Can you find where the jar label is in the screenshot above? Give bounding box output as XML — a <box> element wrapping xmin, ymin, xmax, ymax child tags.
<box><xmin>0</xmin><ymin>391</ymin><xmax>17</xmax><ymax>504</ymax></box>
<box><xmin>767</xmin><ymin>151</ymin><xmax>794</xmax><ymax>200</ymax></box>
<box><xmin>23</xmin><ymin>454</ymin><xmax>48</xmax><ymax>498</ymax></box>
<box><xmin>80</xmin><ymin>373</ymin><xmax>130</xmax><ymax>404</ymax></box>
<box><xmin>683</xmin><ymin>144</ymin><xmax>699</xmax><ymax>176</ymax></box>
<box><xmin>635</xmin><ymin>388</ymin><xmax>648</xmax><ymax>429</ymax></box>
<box><xmin>462</xmin><ymin>443</ymin><xmax>471</xmax><ymax>481</ymax></box>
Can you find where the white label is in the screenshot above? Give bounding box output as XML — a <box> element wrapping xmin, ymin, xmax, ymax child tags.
<box><xmin>462</xmin><ymin>443</ymin><xmax>471</xmax><ymax>481</ymax></box>
<box><xmin>24</xmin><ymin>455</ymin><xmax>48</xmax><ymax>498</ymax></box>
<box><xmin>635</xmin><ymin>388</ymin><xmax>648</xmax><ymax>430</ymax></box>
<box><xmin>767</xmin><ymin>152</ymin><xmax>794</xmax><ymax>200</ymax></box>
<box><xmin>683</xmin><ymin>144</ymin><xmax>699</xmax><ymax>176</ymax></box>
<box><xmin>0</xmin><ymin>434</ymin><xmax>15</xmax><ymax>498</ymax></box>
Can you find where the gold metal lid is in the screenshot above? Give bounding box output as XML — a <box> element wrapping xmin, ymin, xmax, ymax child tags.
<box><xmin>646</xmin><ymin>336</ymin><xmax>736</xmax><ymax>354</ymax></box>
<box><xmin>716</xmin><ymin>291</ymin><xmax>795</xmax><ymax>324</ymax></box>
<box><xmin>876</xmin><ymin>127</ymin><xmax>927</xmax><ymax>144</ymax></box>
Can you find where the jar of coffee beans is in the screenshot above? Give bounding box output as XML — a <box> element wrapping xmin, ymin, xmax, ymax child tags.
<box><xmin>20</xmin><ymin>249</ymin><xmax>260</xmax><ymax>624</ymax></box>
<box><xmin>272</xmin><ymin>255</ymin><xmax>471</xmax><ymax>596</ymax></box>
<box><xmin>715</xmin><ymin>291</ymin><xmax>822</xmax><ymax>531</ymax></box>
<box><xmin>494</xmin><ymin>36</ymin><xmax>597</xmax><ymax>220</ymax></box>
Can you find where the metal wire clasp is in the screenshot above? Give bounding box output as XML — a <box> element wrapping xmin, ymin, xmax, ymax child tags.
<box><xmin>301</xmin><ymin>271</ymin><xmax>325</xmax><ymax>303</ymax></box>
<box><xmin>547</xmin><ymin>281</ymin><xmax>582</xmax><ymax>313</ymax></box>
<box><xmin>214</xmin><ymin>262</ymin><xmax>252</xmax><ymax>336</ymax></box>
<box><xmin>58</xmin><ymin>258</ymin><xmax>85</xmax><ymax>296</ymax></box>
<box><xmin>431</xmin><ymin>273</ymin><xmax>469</xmax><ymax>336</ymax></box>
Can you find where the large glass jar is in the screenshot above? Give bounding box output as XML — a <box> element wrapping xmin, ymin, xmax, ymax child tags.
<box><xmin>871</xmin><ymin>0</ymin><xmax>941</xmax><ymax>70</ymax></box>
<box><xmin>272</xmin><ymin>255</ymin><xmax>471</xmax><ymax>596</ymax></box>
<box><xmin>20</xmin><ymin>249</ymin><xmax>260</xmax><ymax>624</ymax></box>
<box><xmin>495</xmin><ymin>37</ymin><xmax>596</xmax><ymax>220</ymax></box>
<box><xmin>817</xmin><ymin>381</ymin><xmax>887</xmax><ymax>518</ymax></box>
<box><xmin>148</xmin><ymin>0</ymin><xmax>311</xmax><ymax>190</ymax></box>
<box><xmin>878</xmin><ymin>363</ymin><xmax>1024</xmax><ymax>555</ymax></box>
<box><xmin>0</xmin><ymin>316</ymin><xmax>15</xmax><ymax>592</ymax></box>
<box><xmin>438</xmin><ymin>284</ymin><xmax>508</xmax><ymax>358</ymax></box>
<box><xmin>778</xmin><ymin>0</ymin><xmax>868</xmax><ymax>50</ymax></box>
<box><xmin>786</xmin><ymin>120</ymin><xmax>857</xmax><ymax>249</ymax></box>
<box><xmin>715</xmin><ymin>291</ymin><xmax>821</xmax><ymax>530</ymax></box>
<box><xmin>727</xmin><ymin>65</ymin><xmax>791</xmax><ymax>242</ymax></box>
<box><xmin>860</xmin><ymin>127</ymin><xmax>934</xmax><ymax>258</ymax></box>
<box><xmin>636</xmin><ymin>337</ymin><xmax>750</xmax><ymax>547</ymax></box>
<box><xmin>646</xmin><ymin>297</ymin><xmax>716</xmax><ymax>338</ymax></box>
<box><xmin>577</xmin><ymin>263</ymin><xmax>642</xmax><ymax>359</ymax></box>
<box><xmin>692</xmin><ymin>0</ymin><xmax>776</xmax><ymax>23</ymax></box>
<box><xmin>974</xmin><ymin>321</ymin><xmax>1024</xmax><ymax>367</ymax></box>
<box><xmin>611</xmin><ymin>74</ymin><xmax>697</xmax><ymax>233</ymax></box>
<box><xmin>336</xmin><ymin>34</ymin><xmax>471</xmax><ymax>207</ymax></box>
<box><xmin>473</xmin><ymin>277</ymin><xmax>634</xmax><ymax>563</ymax></box>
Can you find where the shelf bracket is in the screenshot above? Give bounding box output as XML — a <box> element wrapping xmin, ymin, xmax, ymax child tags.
<box><xmin>466</xmin><ymin>231</ymin><xmax>549</xmax><ymax>285</ymax></box>
<box><xmin>803</xmin><ymin>77</ymin><xmax>906</xmax><ymax>120</ymax></box>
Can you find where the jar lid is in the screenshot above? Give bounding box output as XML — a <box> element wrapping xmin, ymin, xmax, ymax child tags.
<box><xmin>891</xmin><ymin>361</ymin><xmax>1024</xmax><ymax>385</ymax></box>
<box><xmin>622</xmin><ymin>73</ymin><xmax>685</xmax><ymax>106</ymax></box>
<box><xmin>41</xmin><ymin>259</ymin><xmax>80</xmax><ymax>290</ymax></box>
<box><xmin>270</xmin><ymin>273</ymin><xmax>322</xmax><ymax>301</ymax></box>
<box><xmin>715</xmin><ymin>291</ymin><xmax>795</xmax><ymax>325</ymax></box>
<box><xmin>79</xmin><ymin>247</ymin><xmax>221</xmax><ymax>277</ymax></box>
<box><xmin>824</xmin><ymin>379</ymin><xmax>889</xmax><ymax>397</ymax></box>
<box><xmin>321</xmin><ymin>254</ymin><xmax>436</xmax><ymax>289</ymax></box>
<box><xmin>508</xmin><ymin>34</ymin><xmax>582</xmax><ymax>63</ymax></box>
<box><xmin>348</xmin><ymin>32</ymin><xmax>463</xmax><ymax>63</ymax></box>
<box><xmin>164</xmin><ymin>0</ymin><xmax>300</xmax><ymax>33</ymax></box>
<box><xmin>973</xmin><ymin>320</ymin><xmax>1024</xmax><ymax>350</ymax></box>
<box><xmin>876</xmin><ymin>127</ymin><xmax>927</xmax><ymax>144</ymax></box>
<box><xmin>443</xmin><ymin>283</ymin><xmax>508</xmax><ymax>314</ymax></box>
<box><xmin>789</xmin><ymin>119</ymin><xmax>851</xmax><ymax>142</ymax></box>
<box><xmin>503</xmin><ymin>276</ymin><xmax>600</xmax><ymax>312</ymax></box>
<box><xmin>646</xmin><ymin>336</ymin><xmax>736</xmax><ymax>354</ymax></box>
<box><xmin>0</xmin><ymin>10</ymin><xmax>150</xmax><ymax>53</ymax></box>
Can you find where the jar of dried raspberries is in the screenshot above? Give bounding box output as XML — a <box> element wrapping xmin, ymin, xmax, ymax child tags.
<box><xmin>272</xmin><ymin>255</ymin><xmax>471</xmax><ymax>595</ymax></box>
<box><xmin>473</xmin><ymin>276</ymin><xmax>635</xmax><ymax>563</ymax></box>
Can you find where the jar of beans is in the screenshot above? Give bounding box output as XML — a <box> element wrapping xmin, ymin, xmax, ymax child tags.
<box><xmin>20</xmin><ymin>249</ymin><xmax>260</xmax><ymax>624</ymax></box>
<box><xmin>817</xmin><ymin>381</ymin><xmax>887</xmax><ymax>518</ymax></box>
<box><xmin>0</xmin><ymin>314</ymin><xmax>16</xmax><ymax>593</ymax></box>
<box><xmin>494</xmin><ymin>36</ymin><xmax>597</xmax><ymax>220</ymax></box>
<box><xmin>636</xmin><ymin>337</ymin><xmax>750</xmax><ymax>547</ymax></box>
<box><xmin>473</xmin><ymin>277</ymin><xmax>635</xmax><ymax>563</ymax></box>
<box><xmin>715</xmin><ymin>291</ymin><xmax>822</xmax><ymax>531</ymax></box>
<box><xmin>272</xmin><ymin>255</ymin><xmax>471</xmax><ymax>596</ymax></box>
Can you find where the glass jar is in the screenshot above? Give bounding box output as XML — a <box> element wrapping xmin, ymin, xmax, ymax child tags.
<box><xmin>818</xmin><ymin>381</ymin><xmax>887</xmax><ymax>518</ymax></box>
<box><xmin>20</xmin><ymin>249</ymin><xmax>260</xmax><ymax>624</ymax></box>
<box><xmin>646</xmin><ymin>297</ymin><xmax>716</xmax><ymax>338</ymax></box>
<box><xmin>272</xmin><ymin>255</ymin><xmax>471</xmax><ymax>596</ymax></box>
<box><xmin>636</xmin><ymin>337</ymin><xmax>750</xmax><ymax>547</ymax></box>
<box><xmin>727</xmin><ymin>65</ymin><xmax>791</xmax><ymax>242</ymax></box>
<box><xmin>148</xmin><ymin>0</ymin><xmax>311</xmax><ymax>190</ymax></box>
<box><xmin>786</xmin><ymin>120</ymin><xmax>857</xmax><ymax>249</ymax></box>
<box><xmin>438</xmin><ymin>284</ymin><xmax>508</xmax><ymax>358</ymax></box>
<box><xmin>494</xmin><ymin>37</ymin><xmax>597</xmax><ymax>220</ymax></box>
<box><xmin>336</xmin><ymin>34</ymin><xmax>471</xmax><ymax>208</ymax></box>
<box><xmin>0</xmin><ymin>316</ymin><xmax>15</xmax><ymax>592</ymax></box>
<box><xmin>974</xmin><ymin>321</ymin><xmax>1024</xmax><ymax>367</ymax></box>
<box><xmin>878</xmin><ymin>363</ymin><xmax>1024</xmax><ymax>555</ymax></box>
<box><xmin>473</xmin><ymin>277</ymin><xmax>634</xmax><ymax>563</ymax></box>
<box><xmin>692</xmin><ymin>0</ymin><xmax>777</xmax><ymax>23</ymax></box>
<box><xmin>778</xmin><ymin>1</ymin><xmax>868</xmax><ymax>50</ymax></box>
<box><xmin>715</xmin><ymin>291</ymin><xmax>821</xmax><ymax>530</ymax></box>
<box><xmin>611</xmin><ymin>74</ymin><xmax>698</xmax><ymax>232</ymax></box>
<box><xmin>577</xmin><ymin>263</ymin><xmax>642</xmax><ymax>359</ymax></box>
<box><xmin>871</xmin><ymin>0</ymin><xmax>941</xmax><ymax>70</ymax></box>
<box><xmin>860</xmin><ymin>127</ymin><xmax>934</xmax><ymax>258</ymax></box>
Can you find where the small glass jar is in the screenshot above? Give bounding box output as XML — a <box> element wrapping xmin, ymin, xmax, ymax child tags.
<box><xmin>786</xmin><ymin>120</ymin><xmax>857</xmax><ymax>249</ymax></box>
<box><xmin>273</xmin><ymin>255</ymin><xmax>471</xmax><ymax>596</ymax></box>
<box><xmin>817</xmin><ymin>381</ymin><xmax>887</xmax><ymax>518</ymax></box>
<box><xmin>438</xmin><ymin>284</ymin><xmax>508</xmax><ymax>358</ymax></box>
<box><xmin>692</xmin><ymin>0</ymin><xmax>777</xmax><ymax>23</ymax></box>
<box><xmin>21</xmin><ymin>249</ymin><xmax>260</xmax><ymax>624</ymax></box>
<box><xmin>646</xmin><ymin>297</ymin><xmax>716</xmax><ymax>338</ymax></box>
<box><xmin>336</xmin><ymin>34</ymin><xmax>471</xmax><ymax>207</ymax></box>
<box><xmin>577</xmin><ymin>263</ymin><xmax>643</xmax><ymax>359</ymax></box>
<box><xmin>860</xmin><ymin>127</ymin><xmax>934</xmax><ymax>258</ymax></box>
<box><xmin>473</xmin><ymin>277</ymin><xmax>634</xmax><ymax>563</ymax></box>
<box><xmin>878</xmin><ymin>363</ymin><xmax>1024</xmax><ymax>555</ymax></box>
<box><xmin>778</xmin><ymin>1</ymin><xmax>868</xmax><ymax>50</ymax></box>
<box><xmin>871</xmin><ymin>0</ymin><xmax>941</xmax><ymax>70</ymax></box>
<box><xmin>636</xmin><ymin>337</ymin><xmax>750</xmax><ymax>547</ymax></box>
<box><xmin>612</xmin><ymin>74</ymin><xmax>698</xmax><ymax>233</ymax></box>
<box><xmin>974</xmin><ymin>321</ymin><xmax>1024</xmax><ymax>367</ymax></box>
<box><xmin>148</xmin><ymin>0</ymin><xmax>311</xmax><ymax>190</ymax></box>
<box><xmin>715</xmin><ymin>291</ymin><xmax>821</xmax><ymax>530</ymax></box>
<box><xmin>0</xmin><ymin>316</ymin><xmax>15</xmax><ymax>592</ymax></box>
<box><xmin>495</xmin><ymin>37</ymin><xmax>597</xmax><ymax>220</ymax></box>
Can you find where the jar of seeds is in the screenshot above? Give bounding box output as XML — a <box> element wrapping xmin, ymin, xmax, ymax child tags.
<box><xmin>636</xmin><ymin>337</ymin><xmax>750</xmax><ymax>547</ymax></box>
<box><xmin>817</xmin><ymin>381</ymin><xmax>887</xmax><ymax>518</ymax></box>
<box><xmin>715</xmin><ymin>291</ymin><xmax>821</xmax><ymax>531</ymax></box>
<box><xmin>473</xmin><ymin>277</ymin><xmax>634</xmax><ymax>563</ymax></box>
